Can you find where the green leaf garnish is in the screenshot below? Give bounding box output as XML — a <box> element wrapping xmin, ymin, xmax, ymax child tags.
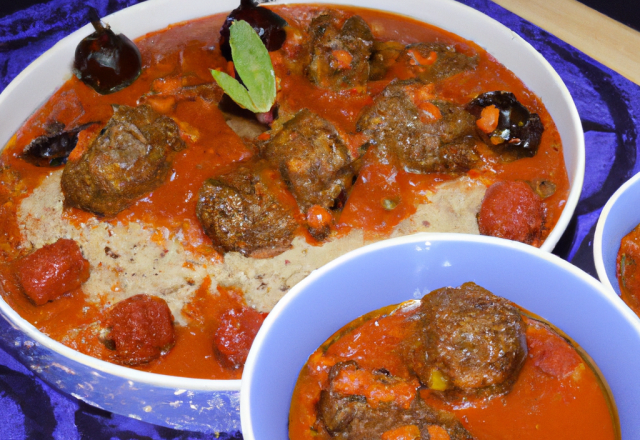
<box><xmin>211</xmin><ymin>20</ymin><xmax>276</xmax><ymax>113</ymax></box>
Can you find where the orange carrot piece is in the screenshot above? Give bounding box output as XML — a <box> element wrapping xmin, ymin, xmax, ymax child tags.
<box><xmin>381</xmin><ymin>425</ymin><xmax>421</xmax><ymax>440</ymax></box>
<box><xmin>306</xmin><ymin>205</ymin><xmax>332</xmax><ymax>231</ymax></box>
<box><xmin>331</xmin><ymin>368</ymin><xmax>419</xmax><ymax>409</ymax></box>
<box><xmin>67</xmin><ymin>124</ymin><xmax>101</xmax><ymax>162</ymax></box>
<box><xmin>427</xmin><ymin>425</ymin><xmax>451</xmax><ymax>440</ymax></box>
<box><xmin>417</xmin><ymin>101</ymin><xmax>442</xmax><ymax>122</ymax></box>
<box><xmin>415</xmin><ymin>84</ymin><xmax>435</xmax><ymax>101</ymax></box>
<box><xmin>476</xmin><ymin>104</ymin><xmax>500</xmax><ymax>133</ymax></box>
<box><xmin>150</xmin><ymin>75</ymin><xmax>182</xmax><ymax>94</ymax></box>
<box><xmin>332</xmin><ymin>50</ymin><xmax>353</xmax><ymax>69</ymax></box>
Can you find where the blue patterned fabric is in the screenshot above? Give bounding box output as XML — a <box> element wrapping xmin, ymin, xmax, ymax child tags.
<box><xmin>0</xmin><ymin>0</ymin><xmax>638</xmax><ymax>438</ymax></box>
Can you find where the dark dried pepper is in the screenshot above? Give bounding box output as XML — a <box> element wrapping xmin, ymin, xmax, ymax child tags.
<box><xmin>21</xmin><ymin>122</ymin><xmax>95</xmax><ymax>167</ymax></box>
<box><xmin>74</xmin><ymin>7</ymin><xmax>142</xmax><ymax>95</ymax></box>
<box><xmin>219</xmin><ymin>0</ymin><xmax>287</xmax><ymax>61</ymax></box>
<box><xmin>467</xmin><ymin>91</ymin><xmax>544</xmax><ymax>161</ymax></box>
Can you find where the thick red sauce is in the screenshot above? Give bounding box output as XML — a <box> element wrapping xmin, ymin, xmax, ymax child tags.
<box><xmin>289</xmin><ymin>302</ymin><xmax>617</xmax><ymax>440</ymax></box>
<box><xmin>0</xmin><ymin>5</ymin><xmax>569</xmax><ymax>379</ymax></box>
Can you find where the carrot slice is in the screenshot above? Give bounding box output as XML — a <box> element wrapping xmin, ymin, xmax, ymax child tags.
<box><xmin>476</xmin><ymin>104</ymin><xmax>500</xmax><ymax>133</ymax></box>
<box><xmin>427</xmin><ymin>425</ymin><xmax>451</xmax><ymax>440</ymax></box>
<box><xmin>417</xmin><ymin>101</ymin><xmax>442</xmax><ymax>122</ymax></box>
<box><xmin>381</xmin><ymin>425</ymin><xmax>421</xmax><ymax>440</ymax></box>
<box><xmin>331</xmin><ymin>49</ymin><xmax>353</xmax><ymax>69</ymax></box>
<box><xmin>306</xmin><ymin>205</ymin><xmax>332</xmax><ymax>231</ymax></box>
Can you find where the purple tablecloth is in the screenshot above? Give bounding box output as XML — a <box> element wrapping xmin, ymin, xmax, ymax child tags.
<box><xmin>0</xmin><ymin>0</ymin><xmax>639</xmax><ymax>438</ymax></box>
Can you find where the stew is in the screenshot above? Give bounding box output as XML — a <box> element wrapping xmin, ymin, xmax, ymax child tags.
<box><xmin>0</xmin><ymin>3</ymin><xmax>569</xmax><ymax>379</ymax></box>
<box><xmin>289</xmin><ymin>283</ymin><xmax>618</xmax><ymax>440</ymax></box>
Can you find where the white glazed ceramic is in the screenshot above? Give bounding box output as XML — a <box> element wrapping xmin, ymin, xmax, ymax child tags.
<box><xmin>241</xmin><ymin>234</ymin><xmax>640</xmax><ymax>440</ymax></box>
<box><xmin>0</xmin><ymin>0</ymin><xmax>584</xmax><ymax>431</ymax></box>
<box><xmin>594</xmin><ymin>171</ymin><xmax>640</xmax><ymax>296</ymax></box>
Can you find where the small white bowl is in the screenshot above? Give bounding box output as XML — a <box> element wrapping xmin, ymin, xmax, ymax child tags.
<box><xmin>241</xmin><ymin>234</ymin><xmax>640</xmax><ymax>439</ymax></box>
<box><xmin>594</xmin><ymin>171</ymin><xmax>640</xmax><ymax>296</ymax></box>
<box><xmin>0</xmin><ymin>0</ymin><xmax>584</xmax><ymax>431</ymax></box>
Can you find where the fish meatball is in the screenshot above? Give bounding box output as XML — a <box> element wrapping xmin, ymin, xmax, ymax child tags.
<box><xmin>317</xmin><ymin>361</ymin><xmax>473</xmax><ymax>440</ymax></box>
<box><xmin>61</xmin><ymin>104</ymin><xmax>186</xmax><ymax>217</ymax></box>
<box><xmin>357</xmin><ymin>80</ymin><xmax>479</xmax><ymax>174</ymax></box>
<box><xmin>305</xmin><ymin>11</ymin><xmax>373</xmax><ymax>91</ymax></box>
<box><xmin>196</xmin><ymin>160</ymin><xmax>298</xmax><ymax>258</ymax></box>
<box><xmin>404</xmin><ymin>282</ymin><xmax>527</xmax><ymax>399</ymax></box>
<box><xmin>370</xmin><ymin>41</ymin><xmax>478</xmax><ymax>82</ymax></box>
<box><xmin>261</xmin><ymin>109</ymin><xmax>354</xmax><ymax>212</ymax></box>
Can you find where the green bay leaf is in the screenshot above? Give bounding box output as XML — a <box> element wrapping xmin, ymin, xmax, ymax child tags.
<box><xmin>211</xmin><ymin>20</ymin><xmax>276</xmax><ymax>113</ymax></box>
<box><xmin>210</xmin><ymin>69</ymin><xmax>255</xmax><ymax>110</ymax></box>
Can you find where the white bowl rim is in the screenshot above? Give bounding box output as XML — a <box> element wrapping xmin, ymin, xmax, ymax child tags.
<box><xmin>0</xmin><ymin>0</ymin><xmax>584</xmax><ymax>392</ymax></box>
<box><xmin>594</xmin><ymin>171</ymin><xmax>640</xmax><ymax>295</ymax></box>
<box><xmin>240</xmin><ymin>232</ymin><xmax>640</xmax><ymax>439</ymax></box>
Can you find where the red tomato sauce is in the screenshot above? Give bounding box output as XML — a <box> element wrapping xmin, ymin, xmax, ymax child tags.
<box><xmin>0</xmin><ymin>5</ymin><xmax>569</xmax><ymax>379</ymax></box>
<box><xmin>289</xmin><ymin>302</ymin><xmax>617</xmax><ymax>440</ymax></box>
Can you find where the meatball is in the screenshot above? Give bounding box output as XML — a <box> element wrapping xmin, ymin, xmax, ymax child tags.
<box><xmin>61</xmin><ymin>104</ymin><xmax>186</xmax><ymax>217</ymax></box>
<box><xmin>357</xmin><ymin>80</ymin><xmax>479</xmax><ymax>173</ymax></box>
<box><xmin>617</xmin><ymin>224</ymin><xmax>640</xmax><ymax>313</ymax></box>
<box><xmin>370</xmin><ymin>42</ymin><xmax>478</xmax><ymax>82</ymax></box>
<box><xmin>103</xmin><ymin>294</ymin><xmax>175</xmax><ymax>366</ymax></box>
<box><xmin>477</xmin><ymin>180</ymin><xmax>545</xmax><ymax>246</ymax></box>
<box><xmin>403</xmin><ymin>282</ymin><xmax>527</xmax><ymax>400</ymax></box>
<box><xmin>305</xmin><ymin>11</ymin><xmax>374</xmax><ymax>91</ymax></box>
<box><xmin>213</xmin><ymin>306</ymin><xmax>268</xmax><ymax>369</ymax></box>
<box><xmin>196</xmin><ymin>160</ymin><xmax>298</xmax><ymax>258</ymax></box>
<box><xmin>15</xmin><ymin>238</ymin><xmax>90</xmax><ymax>306</ymax></box>
<box><xmin>317</xmin><ymin>361</ymin><xmax>473</xmax><ymax>440</ymax></box>
<box><xmin>261</xmin><ymin>109</ymin><xmax>355</xmax><ymax>212</ymax></box>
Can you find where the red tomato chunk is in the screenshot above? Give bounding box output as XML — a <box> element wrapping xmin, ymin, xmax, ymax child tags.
<box><xmin>106</xmin><ymin>294</ymin><xmax>175</xmax><ymax>365</ymax></box>
<box><xmin>214</xmin><ymin>307</ymin><xmax>268</xmax><ymax>369</ymax></box>
<box><xmin>477</xmin><ymin>180</ymin><xmax>544</xmax><ymax>245</ymax></box>
<box><xmin>16</xmin><ymin>238</ymin><xmax>90</xmax><ymax>306</ymax></box>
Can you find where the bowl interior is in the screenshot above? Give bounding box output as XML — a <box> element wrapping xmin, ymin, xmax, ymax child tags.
<box><xmin>241</xmin><ymin>234</ymin><xmax>640</xmax><ymax>440</ymax></box>
<box><xmin>595</xmin><ymin>172</ymin><xmax>640</xmax><ymax>295</ymax></box>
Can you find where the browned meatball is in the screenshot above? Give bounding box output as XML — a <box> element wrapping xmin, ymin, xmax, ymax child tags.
<box><xmin>357</xmin><ymin>80</ymin><xmax>479</xmax><ymax>174</ymax></box>
<box><xmin>478</xmin><ymin>180</ymin><xmax>545</xmax><ymax>246</ymax></box>
<box><xmin>261</xmin><ymin>109</ymin><xmax>355</xmax><ymax>212</ymax></box>
<box><xmin>103</xmin><ymin>294</ymin><xmax>175</xmax><ymax>366</ymax></box>
<box><xmin>317</xmin><ymin>361</ymin><xmax>473</xmax><ymax>440</ymax></box>
<box><xmin>370</xmin><ymin>42</ymin><xmax>478</xmax><ymax>82</ymax></box>
<box><xmin>196</xmin><ymin>160</ymin><xmax>298</xmax><ymax>258</ymax></box>
<box><xmin>404</xmin><ymin>282</ymin><xmax>527</xmax><ymax>400</ymax></box>
<box><xmin>305</xmin><ymin>11</ymin><xmax>373</xmax><ymax>91</ymax></box>
<box><xmin>61</xmin><ymin>104</ymin><xmax>186</xmax><ymax>217</ymax></box>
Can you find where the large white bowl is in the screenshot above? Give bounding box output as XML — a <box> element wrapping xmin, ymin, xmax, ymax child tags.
<box><xmin>241</xmin><ymin>234</ymin><xmax>640</xmax><ymax>439</ymax></box>
<box><xmin>0</xmin><ymin>0</ymin><xmax>584</xmax><ymax>431</ymax></box>
<box><xmin>594</xmin><ymin>171</ymin><xmax>640</xmax><ymax>296</ymax></box>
